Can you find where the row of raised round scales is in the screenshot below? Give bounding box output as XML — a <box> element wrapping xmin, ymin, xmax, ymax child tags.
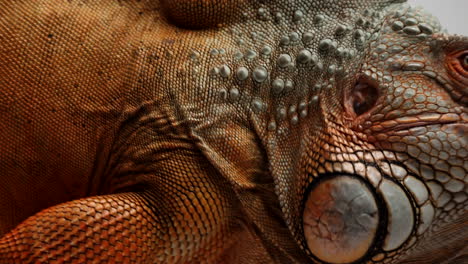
<box><xmin>327</xmin><ymin>160</ymin><xmax>437</xmax><ymax>252</ymax></box>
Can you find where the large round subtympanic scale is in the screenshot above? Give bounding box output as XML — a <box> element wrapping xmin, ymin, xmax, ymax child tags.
<box><xmin>303</xmin><ymin>175</ymin><xmax>379</xmax><ymax>264</ymax></box>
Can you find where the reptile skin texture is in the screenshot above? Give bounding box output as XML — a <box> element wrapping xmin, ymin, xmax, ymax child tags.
<box><xmin>0</xmin><ymin>0</ymin><xmax>466</xmax><ymax>263</ymax></box>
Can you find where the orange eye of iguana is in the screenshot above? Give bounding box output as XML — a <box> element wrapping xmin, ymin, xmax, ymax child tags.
<box><xmin>447</xmin><ymin>50</ymin><xmax>468</xmax><ymax>82</ymax></box>
<box><xmin>460</xmin><ymin>53</ymin><xmax>468</xmax><ymax>72</ymax></box>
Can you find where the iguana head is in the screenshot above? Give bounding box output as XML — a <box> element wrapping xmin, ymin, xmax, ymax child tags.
<box><xmin>260</xmin><ymin>2</ymin><xmax>467</xmax><ymax>263</ymax></box>
<box><xmin>162</xmin><ymin>0</ymin><xmax>466</xmax><ymax>262</ymax></box>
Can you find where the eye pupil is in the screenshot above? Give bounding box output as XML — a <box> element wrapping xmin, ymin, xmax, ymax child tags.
<box><xmin>351</xmin><ymin>81</ymin><xmax>379</xmax><ymax>116</ymax></box>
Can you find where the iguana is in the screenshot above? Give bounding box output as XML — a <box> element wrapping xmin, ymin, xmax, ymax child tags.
<box><xmin>0</xmin><ymin>0</ymin><xmax>466</xmax><ymax>263</ymax></box>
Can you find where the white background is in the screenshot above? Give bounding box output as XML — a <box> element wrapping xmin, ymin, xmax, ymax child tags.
<box><xmin>409</xmin><ymin>0</ymin><xmax>468</xmax><ymax>35</ymax></box>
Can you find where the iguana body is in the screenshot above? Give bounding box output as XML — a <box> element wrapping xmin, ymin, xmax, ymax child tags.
<box><xmin>0</xmin><ymin>0</ymin><xmax>466</xmax><ymax>263</ymax></box>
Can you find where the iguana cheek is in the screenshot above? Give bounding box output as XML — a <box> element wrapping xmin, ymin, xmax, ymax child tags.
<box><xmin>302</xmin><ymin>175</ymin><xmax>380</xmax><ymax>263</ymax></box>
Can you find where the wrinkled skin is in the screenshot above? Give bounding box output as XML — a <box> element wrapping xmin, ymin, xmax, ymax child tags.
<box><xmin>0</xmin><ymin>0</ymin><xmax>466</xmax><ymax>263</ymax></box>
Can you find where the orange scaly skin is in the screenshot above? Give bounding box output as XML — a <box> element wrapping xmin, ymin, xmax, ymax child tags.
<box><xmin>0</xmin><ymin>0</ymin><xmax>466</xmax><ymax>263</ymax></box>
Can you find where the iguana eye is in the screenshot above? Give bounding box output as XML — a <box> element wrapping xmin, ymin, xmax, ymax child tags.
<box><xmin>347</xmin><ymin>78</ymin><xmax>379</xmax><ymax>116</ymax></box>
<box><xmin>459</xmin><ymin>52</ymin><xmax>468</xmax><ymax>72</ymax></box>
<box><xmin>447</xmin><ymin>50</ymin><xmax>468</xmax><ymax>83</ymax></box>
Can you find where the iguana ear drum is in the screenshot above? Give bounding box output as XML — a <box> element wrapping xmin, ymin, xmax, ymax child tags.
<box><xmin>302</xmin><ymin>175</ymin><xmax>415</xmax><ymax>264</ymax></box>
<box><xmin>302</xmin><ymin>175</ymin><xmax>380</xmax><ymax>263</ymax></box>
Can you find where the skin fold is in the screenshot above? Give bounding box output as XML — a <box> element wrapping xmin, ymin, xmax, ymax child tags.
<box><xmin>0</xmin><ymin>0</ymin><xmax>466</xmax><ymax>263</ymax></box>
